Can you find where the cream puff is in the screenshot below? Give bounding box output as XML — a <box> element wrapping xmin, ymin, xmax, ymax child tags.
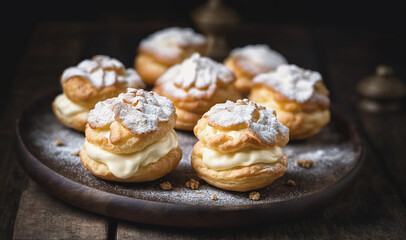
<box><xmin>153</xmin><ymin>53</ymin><xmax>241</xmax><ymax>131</ymax></box>
<box><xmin>135</xmin><ymin>27</ymin><xmax>207</xmax><ymax>85</ymax></box>
<box><xmin>224</xmin><ymin>44</ymin><xmax>287</xmax><ymax>93</ymax></box>
<box><xmin>192</xmin><ymin>99</ymin><xmax>290</xmax><ymax>192</ymax></box>
<box><xmin>249</xmin><ymin>64</ymin><xmax>330</xmax><ymax>140</ymax></box>
<box><xmin>53</xmin><ymin>55</ymin><xmax>145</xmax><ymax>131</ymax></box>
<box><xmin>79</xmin><ymin>88</ymin><xmax>182</xmax><ymax>182</ymax></box>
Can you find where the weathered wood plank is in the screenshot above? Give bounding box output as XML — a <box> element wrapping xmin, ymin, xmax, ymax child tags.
<box><xmin>117</xmin><ymin>223</ymin><xmax>235</xmax><ymax>240</ymax></box>
<box><xmin>13</xmin><ymin>180</ymin><xmax>109</xmax><ymax>240</ymax></box>
<box><xmin>0</xmin><ymin>22</ymin><xmax>87</xmax><ymax>238</ymax></box>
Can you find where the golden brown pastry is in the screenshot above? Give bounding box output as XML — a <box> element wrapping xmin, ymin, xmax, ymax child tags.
<box><xmin>52</xmin><ymin>55</ymin><xmax>145</xmax><ymax>131</ymax></box>
<box><xmin>249</xmin><ymin>64</ymin><xmax>330</xmax><ymax>140</ymax></box>
<box><xmin>79</xmin><ymin>88</ymin><xmax>182</xmax><ymax>182</ymax></box>
<box><xmin>191</xmin><ymin>99</ymin><xmax>290</xmax><ymax>192</ymax></box>
<box><xmin>224</xmin><ymin>44</ymin><xmax>287</xmax><ymax>93</ymax></box>
<box><xmin>135</xmin><ymin>27</ymin><xmax>207</xmax><ymax>85</ymax></box>
<box><xmin>153</xmin><ymin>53</ymin><xmax>241</xmax><ymax>131</ymax></box>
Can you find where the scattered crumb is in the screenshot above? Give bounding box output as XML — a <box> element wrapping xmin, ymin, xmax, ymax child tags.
<box><xmin>297</xmin><ymin>159</ymin><xmax>314</xmax><ymax>168</ymax></box>
<box><xmin>54</xmin><ymin>139</ymin><xmax>64</xmax><ymax>146</ymax></box>
<box><xmin>286</xmin><ymin>179</ymin><xmax>296</xmax><ymax>186</ymax></box>
<box><xmin>185</xmin><ymin>178</ymin><xmax>200</xmax><ymax>190</ymax></box>
<box><xmin>249</xmin><ymin>191</ymin><xmax>260</xmax><ymax>201</ymax></box>
<box><xmin>73</xmin><ymin>150</ymin><xmax>81</xmax><ymax>156</ymax></box>
<box><xmin>211</xmin><ymin>194</ymin><xmax>218</xmax><ymax>200</ymax></box>
<box><xmin>160</xmin><ymin>181</ymin><xmax>172</xmax><ymax>191</ymax></box>
<box><xmin>195</xmin><ymin>191</ymin><xmax>202</xmax><ymax>194</ymax></box>
<box><xmin>175</xmin><ymin>194</ymin><xmax>181</xmax><ymax>197</ymax></box>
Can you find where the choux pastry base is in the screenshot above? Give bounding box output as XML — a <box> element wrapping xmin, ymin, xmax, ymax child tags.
<box><xmin>80</xmin><ymin>146</ymin><xmax>182</xmax><ymax>183</ymax></box>
<box><xmin>191</xmin><ymin>142</ymin><xmax>288</xmax><ymax>192</ymax></box>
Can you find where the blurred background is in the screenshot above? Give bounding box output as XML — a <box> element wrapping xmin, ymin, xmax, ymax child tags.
<box><xmin>1</xmin><ymin>1</ymin><xmax>405</xmax><ymax>112</ymax></box>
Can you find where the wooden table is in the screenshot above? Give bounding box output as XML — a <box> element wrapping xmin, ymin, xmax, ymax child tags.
<box><xmin>1</xmin><ymin>20</ymin><xmax>405</xmax><ymax>239</ymax></box>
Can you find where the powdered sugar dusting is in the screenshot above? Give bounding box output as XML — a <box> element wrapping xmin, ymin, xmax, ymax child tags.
<box><xmin>204</xmin><ymin>99</ymin><xmax>289</xmax><ymax>144</ymax></box>
<box><xmin>230</xmin><ymin>44</ymin><xmax>287</xmax><ymax>75</ymax></box>
<box><xmin>88</xmin><ymin>88</ymin><xmax>175</xmax><ymax>134</ymax></box>
<box><xmin>140</xmin><ymin>27</ymin><xmax>206</xmax><ymax>60</ymax></box>
<box><xmin>61</xmin><ymin>55</ymin><xmax>145</xmax><ymax>89</ymax></box>
<box><xmin>252</xmin><ymin>64</ymin><xmax>322</xmax><ymax>102</ymax></box>
<box><xmin>22</xmin><ymin>97</ymin><xmax>361</xmax><ymax>207</ymax></box>
<box><xmin>155</xmin><ymin>53</ymin><xmax>235</xmax><ymax>99</ymax></box>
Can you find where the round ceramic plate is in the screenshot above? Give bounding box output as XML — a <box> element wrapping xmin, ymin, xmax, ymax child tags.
<box><xmin>16</xmin><ymin>93</ymin><xmax>364</xmax><ymax>227</ymax></box>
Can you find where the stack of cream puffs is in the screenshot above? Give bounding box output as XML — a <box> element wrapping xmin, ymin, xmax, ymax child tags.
<box><xmin>153</xmin><ymin>53</ymin><xmax>241</xmax><ymax>130</ymax></box>
<box><xmin>192</xmin><ymin>99</ymin><xmax>290</xmax><ymax>192</ymax></box>
<box><xmin>53</xmin><ymin>55</ymin><xmax>145</xmax><ymax>131</ymax></box>
<box><xmin>135</xmin><ymin>27</ymin><xmax>207</xmax><ymax>85</ymax></box>
<box><xmin>80</xmin><ymin>88</ymin><xmax>182</xmax><ymax>182</ymax></box>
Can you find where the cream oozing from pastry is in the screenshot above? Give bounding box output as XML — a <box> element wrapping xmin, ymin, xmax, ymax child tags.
<box><xmin>140</xmin><ymin>27</ymin><xmax>206</xmax><ymax>60</ymax></box>
<box><xmin>84</xmin><ymin>129</ymin><xmax>178</xmax><ymax>179</ymax></box>
<box><xmin>230</xmin><ymin>44</ymin><xmax>287</xmax><ymax>75</ymax></box>
<box><xmin>202</xmin><ymin>125</ymin><xmax>245</xmax><ymax>139</ymax></box>
<box><xmin>61</xmin><ymin>55</ymin><xmax>145</xmax><ymax>89</ymax></box>
<box><xmin>201</xmin><ymin>146</ymin><xmax>283</xmax><ymax>170</ymax></box>
<box><xmin>54</xmin><ymin>93</ymin><xmax>89</xmax><ymax>117</ymax></box>
<box><xmin>252</xmin><ymin>64</ymin><xmax>322</xmax><ymax>103</ymax></box>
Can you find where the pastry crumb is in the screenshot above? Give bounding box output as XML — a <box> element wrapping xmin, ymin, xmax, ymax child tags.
<box><xmin>249</xmin><ymin>191</ymin><xmax>260</xmax><ymax>201</ymax></box>
<box><xmin>211</xmin><ymin>194</ymin><xmax>217</xmax><ymax>200</ymax></box>
<box><xmin>297</xmin><ymin>159</ymin><xmax>314</xmax><ymax>168</ymax></box>
<box><xmin>185</xmin><ymin>178</ymin><xmax>200</xmax><ymax>190</ymax></box>
<box><xmin>175</xmin><ymin>194</ymin><xmax>181</xmax><ymax>197</ymax></box>
<box><xmin>195</xmin><ymin>191</ymin><xmax>202</xmax><ymax>194</ymax></box>
<box><xmin>54</xmin><ymin>139</ymin><xmax>64</xmax><ymax>146</ymax></box>
<box><xmin>286</xmin><ymin>179</ymin><xmax>296</xmax><ymax>186</ymax></box>
<box><xmin>73</xmin><ymin>150</ymin><xmax>81</xmax><ymax>156</ymax></box>
<box><xmin>160</xmin><ymin>181</ymin><xmax>172</xmax><ymax>191</ymax></box>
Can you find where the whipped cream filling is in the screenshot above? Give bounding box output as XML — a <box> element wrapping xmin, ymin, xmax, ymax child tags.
<box><xmin>202</xmin><ymin>146</ymin><xmax>283</xmax><ymax>170</ymax></box>
<box><xmin>204</xmin><ymin>126</ymin><xmax>245</xmax><ymax>139</ymax></box>
<box><xmin>54</xmin><ymin>93</ymin><xmax>89</xmax><ymax>118</ymax></box>
<box><xmin>84</xmin><ymin>129</ymin><xmax>178</xmax><ymax>179</ymax></box>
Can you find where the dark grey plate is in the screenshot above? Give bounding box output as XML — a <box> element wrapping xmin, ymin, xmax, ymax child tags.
<box><xmin>16</xmin><ymin>93</ymin><xmax>364</xmax><ymax>228</ymax></box>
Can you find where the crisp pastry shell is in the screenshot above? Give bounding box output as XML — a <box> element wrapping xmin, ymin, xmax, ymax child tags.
<box><xmin>86</xmin><ymin>114</ymin><xmax>177</xmax><ymax>154</ymax></box>
<box><xmin>135</xmin><ymin>54</ymin><xmax>170</xmax><ymax>85</ymax></box>
<box><xmin>79</xmin><ymin>146</ymin><xmax>182</xmax><ymax>182</ymax></box>
<box><xmin>62</xmin><ymin>76</ymin><xmax>137</xmax><ymax>109</ymax></box>
<box><xmin>191</xmin><ymin>141</ymin><xmax>288</xmax><ymax>192</ymax></box>
<box><xmin>194</xmin><ymin>117</ymin><xmax>289</xmax><ymax>153</ymax></box>
<box><xmin>153</xmin><ymin>82</ymin><xmax>241</xmax><ymax>131</ymax></box>
<box><xmin>52</xmin><ymin>101</ymin><xmax>88</xmax><ymax>132</ymax></box>
<box><xmin>135</xmin><ymin>44</ymin><xmax>206</xmax><ymax>85</ymax></box>
<box><xmin>273</xmin><ymin>108</ymin><xmax>330</xmax><ymax>140</ymax></box>
<box><xmin>224</xmin><ymin>57</ymin><xmax>256</xmax><ymax>93</ymax></box>
<box><xmin>249</xmin><ymin>84</ymin><xmax>330</xmax><ymax>140</ymax></box>
<box><xmin>172</xmin><ymin>107</ymin><xmax>202</xmax><ymax>131</ymax></box>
